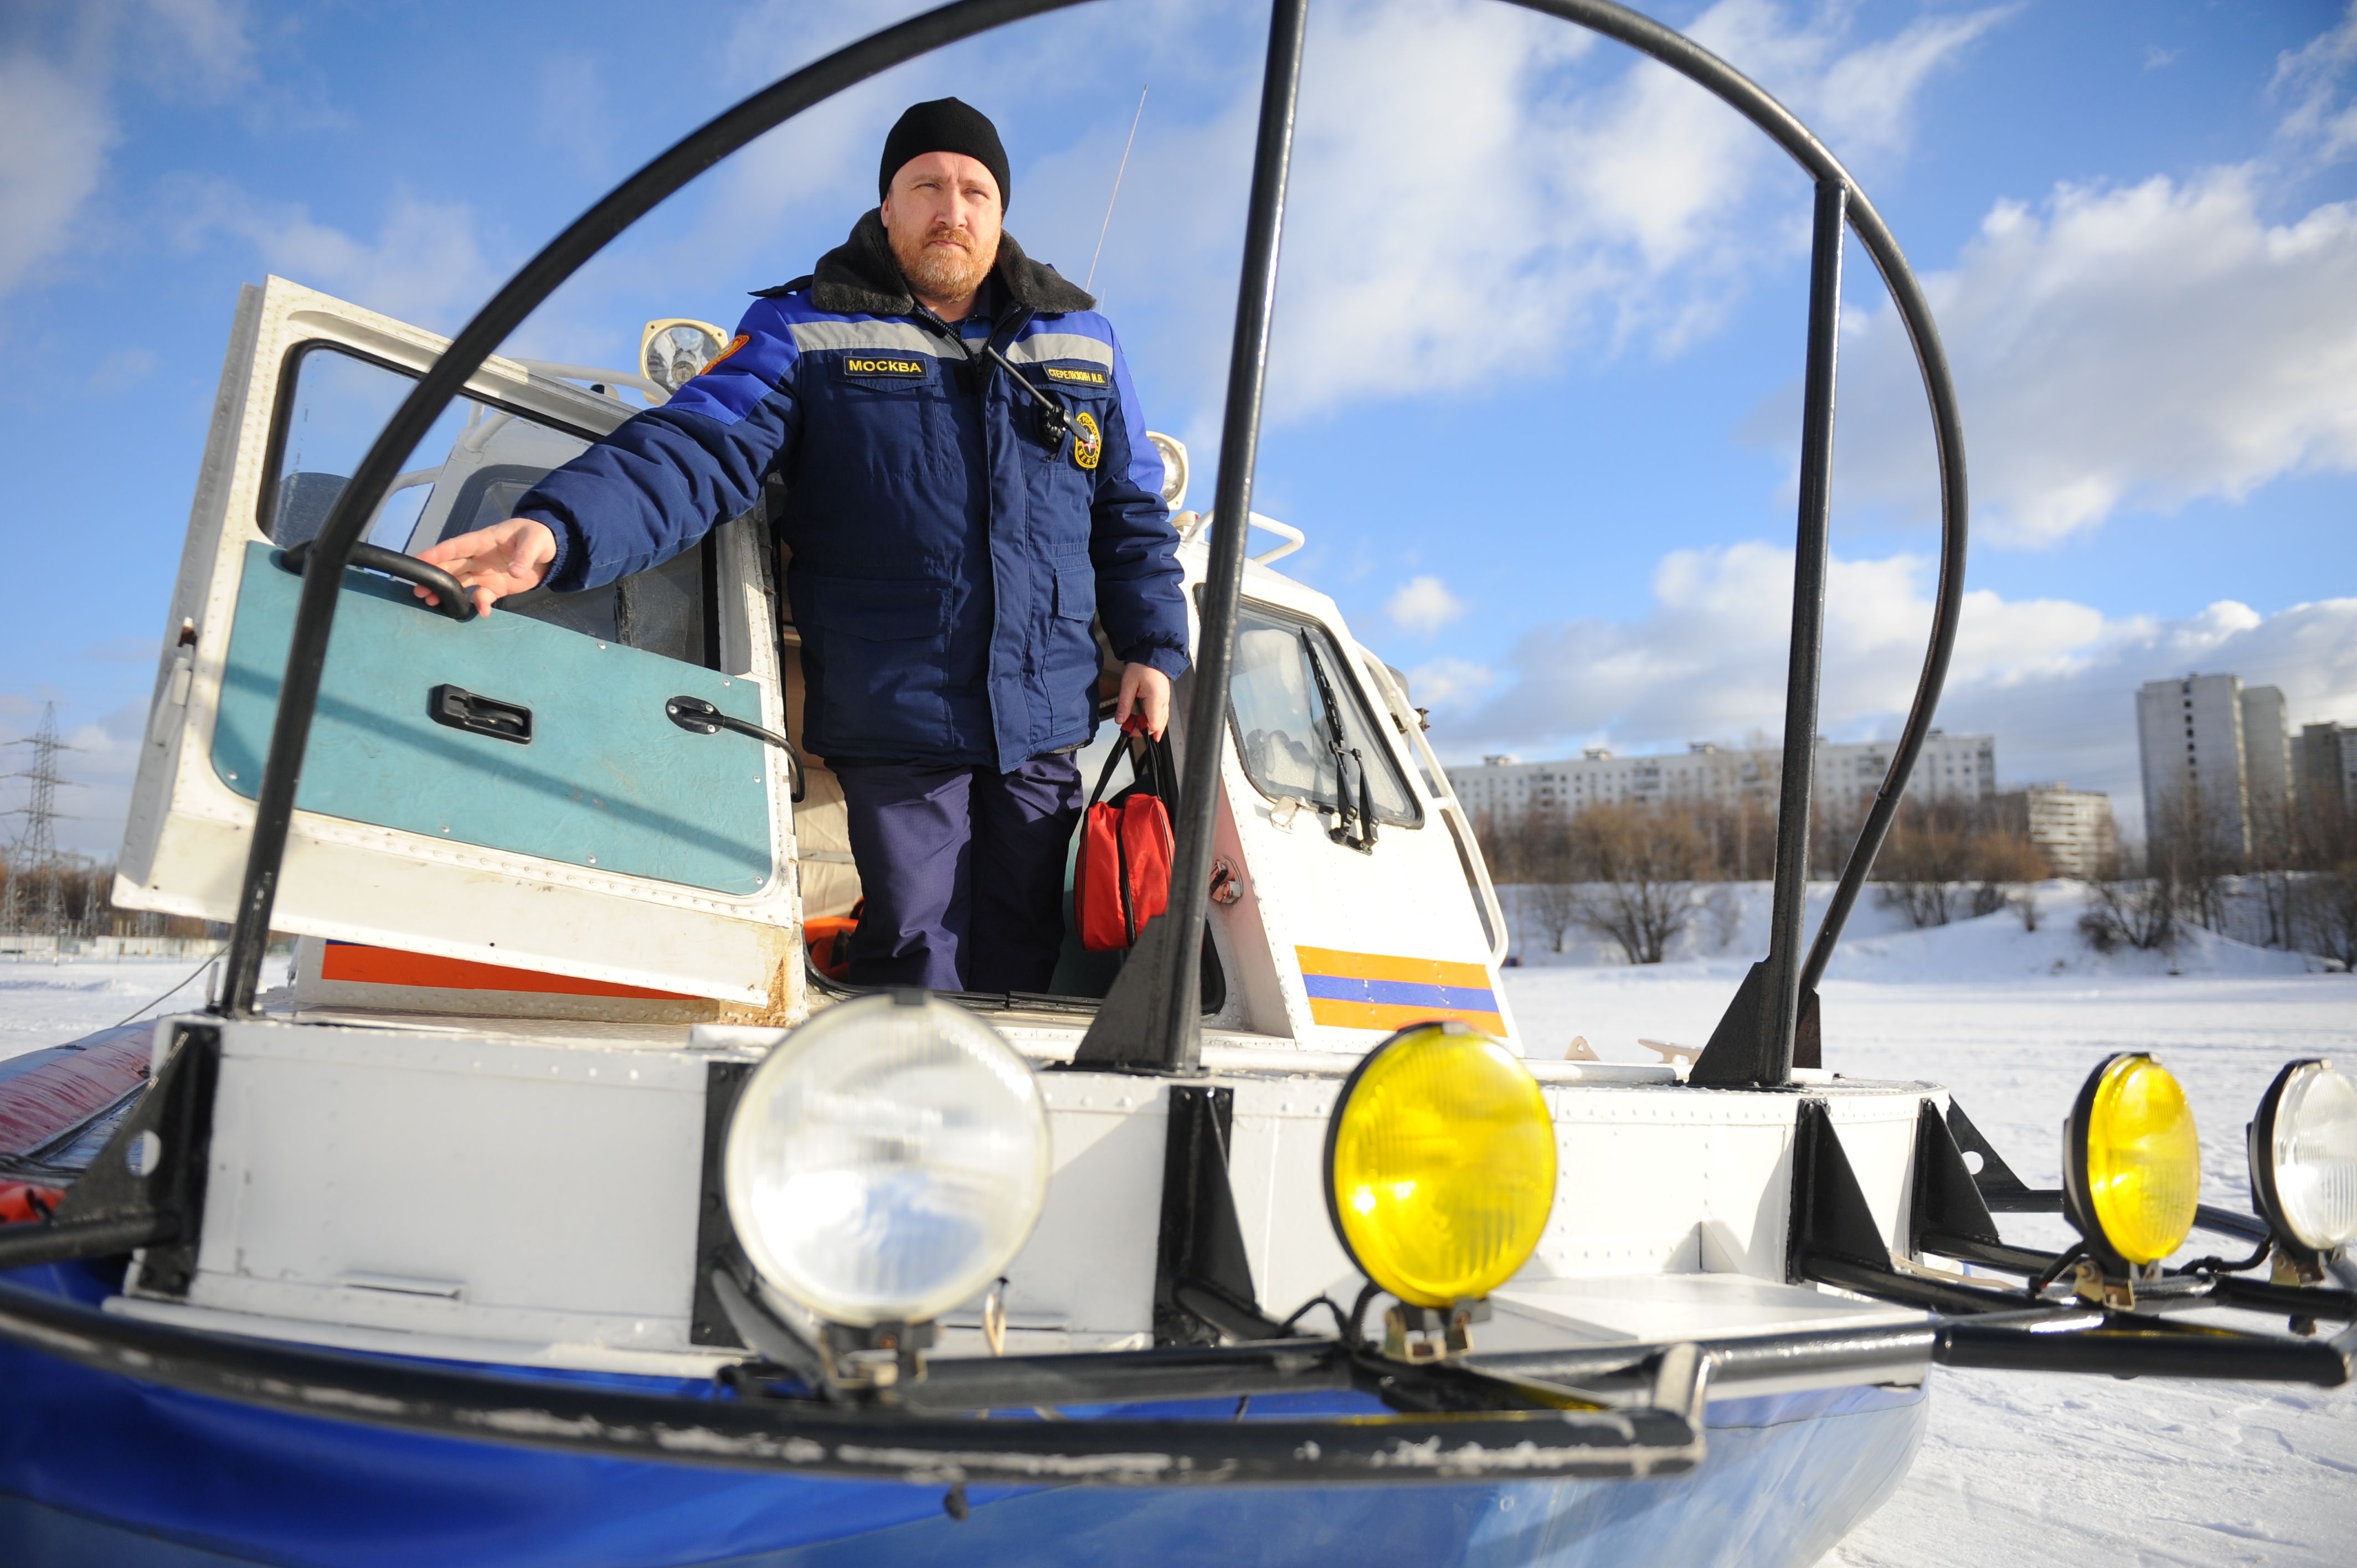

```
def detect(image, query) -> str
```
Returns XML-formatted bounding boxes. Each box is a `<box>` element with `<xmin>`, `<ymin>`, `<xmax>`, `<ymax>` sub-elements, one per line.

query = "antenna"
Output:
<box><xmin>1085</xmin><ymin>85</ymin><xmax>1150</xmax><ymax>297</ymax></box>
<box><xmin>3</xmin><ymin>702</ymin><xmax>82</xmax><ymax>938</ymax></box>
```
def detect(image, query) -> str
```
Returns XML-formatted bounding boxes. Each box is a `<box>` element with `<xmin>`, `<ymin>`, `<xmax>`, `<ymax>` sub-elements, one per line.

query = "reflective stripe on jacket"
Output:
<box><xmin>515</xmin><ymin>213</ymin><xmax>1188</xmax><ymax>772</ymax></box>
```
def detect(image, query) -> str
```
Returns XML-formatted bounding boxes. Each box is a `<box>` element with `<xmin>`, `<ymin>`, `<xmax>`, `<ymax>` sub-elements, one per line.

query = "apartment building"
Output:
<box><xmin>1448</xmin><ymin>732</ymin><xmax>1996</xmax><ymax>823</ymax></box>
<box><xmin>2296</xmin><ymin>721</ymin><xmax>2357</xmax><ymax>842</ymax></box>
<box><xmin>2134</xmin><ymin>673</ymin><xmax>2290</xmax><ymax>859</ymax></box>
<box><xmin>1989</xmin><ymin>784</ymin><xmax>2119</xmax><ymax>880</ymax></box>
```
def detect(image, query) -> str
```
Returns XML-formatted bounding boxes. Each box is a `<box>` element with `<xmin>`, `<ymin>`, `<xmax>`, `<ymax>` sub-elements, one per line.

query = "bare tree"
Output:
<box><xmin>1567</xmin><ymin>802</ymin><xmax>1704</xmax><ymax>964</ymax></box>
<box><xmin>2247</xmin><ymin>788</ymin><xmax>2298</xmax><ymax>949</ymax></box>
<box><xmin>2290</xmin><ymin>808</ymin><xmax>2357</xmax><ymax>964</ymax></box>
<box><xmin>1968</xmin><ymin>831</ymin><xmax>2050</xmax><ymax>920</ymax></box>
<box><xmin>1523</xmin><ymin>881</ymin><xmax>1582</xmax><ymax>955</ymax></box>
<box><xmin>2293</xmin><ymin>866</ymin><xmax>2357</xmax><ymax>966</ymax></box>
<box><xmin>2149</xmin><ymin>782</ymin><xmax>2237</xmax><ymax>932</ymax></box>
<box><xmin>1485</xmin><ymin>809</ymin><xmax>1584</xmax><ymax>955</ymax></box>
<box><xmin>1702</xmin><ymin>884</ymin><xmax>1744</xmax><ymax>950</ymax></box>
<box><xmin>1873</xmin><ymin>798</ymin><xmax>1973</xmax><ymax>928</ymax></box>
<box><xmin>2080</xmin><ymin>843</ymin><xmax>2176</xmax><ymax>954</ymax></box>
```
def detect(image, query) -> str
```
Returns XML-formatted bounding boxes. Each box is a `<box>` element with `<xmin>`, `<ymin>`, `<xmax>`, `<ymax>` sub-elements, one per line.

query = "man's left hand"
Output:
<box><xmin>1115</xmin><ymin>663</ymin><xmax>1172</xmax><ymax>740</ymax></box>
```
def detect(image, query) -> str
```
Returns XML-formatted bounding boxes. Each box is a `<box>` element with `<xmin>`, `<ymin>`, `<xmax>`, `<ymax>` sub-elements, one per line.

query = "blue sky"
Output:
<box><xmin>3</xmin><ymin>0</ymin><xmax>2355</xmax><ymax>854</ymax></box>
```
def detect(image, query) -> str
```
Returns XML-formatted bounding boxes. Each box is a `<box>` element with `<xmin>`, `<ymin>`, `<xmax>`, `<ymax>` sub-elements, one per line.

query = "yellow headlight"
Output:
<box><xmin>1323</xmin><ymin>1023</ymin><xmax>1556</xmax><ymax>1307</ymax></box>
<box><xmin>2065</xmin><ymin>1053</ymin><xmax>2200</xmax><ymax>1266</ymax></box>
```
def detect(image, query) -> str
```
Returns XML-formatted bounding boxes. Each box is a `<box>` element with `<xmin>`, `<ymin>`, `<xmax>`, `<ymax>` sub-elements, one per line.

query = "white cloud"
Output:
<box><xmin>532</xmin><ymin>54</ymin><xmax>614</xmax><ymax>176</ymax></box>
<box><xmin>1233</xmin><ymin>0</ymin><xmax>2005</xmax><ymax>417</ymax></box>
<box><xmin>135</xmin><ymin>0</ymin><xmax>255</xmax><ymax>99</ymax></box>
<box><xmin>2274</xmin><ymin>1</ymin><xmax>2357</xmax><ymax>162</ymax></box>
<box><xmin>0</xmin><ymin>51</ymin><xmax>115</xmax><ymax>298</ymax></box>
<box><xmin>84</xmin><ymin>345</ymin><xmax>156</xmax><ymax>396</ymax></box>
<box><xmin>1386</xmin><ymin>574</ymin><xmax>1468</xmax><ymax>636</ymax></box>
<box><xmin>0</xmin><ymin>2</ymin><xmax>257</xmax><ymax>303</ymax></box>
<box><xmin>169</xmin><ymin>183</ymin><xmax>498</xmax><ymax>333</ymax></box>
<box><xmin>1419</xmin><ymin>539</ymin><xmax>2357</xmax><ymax>838</ymax></box>
<box><xmin>1828</xmin><ymin>167</ymin><xmax>2357</xmax><ymax>545</ymax></box>
<box><xmin>1406</xmin><ymin>657</ymin><xmax>1495</xmax><ymax>711</ymax></box>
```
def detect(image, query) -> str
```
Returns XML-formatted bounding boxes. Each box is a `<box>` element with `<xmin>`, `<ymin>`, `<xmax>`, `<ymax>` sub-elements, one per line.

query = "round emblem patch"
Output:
<box><xmin>1072</xmin><ymin>410</ymin><xmax>1102</xmax><ymax>471</ymax></box>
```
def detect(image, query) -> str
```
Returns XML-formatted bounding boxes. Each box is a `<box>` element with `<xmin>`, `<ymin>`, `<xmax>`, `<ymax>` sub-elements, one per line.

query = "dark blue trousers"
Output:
<box><xmin>834</xmin><ymin>755</ymin><xmax>1084</xmax><ymax>993</ymax></box>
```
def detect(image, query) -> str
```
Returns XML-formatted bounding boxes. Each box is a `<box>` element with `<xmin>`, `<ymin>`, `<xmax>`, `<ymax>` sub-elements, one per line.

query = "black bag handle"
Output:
<box><xmin>1085</xmin><ymin>734</ymin><xmax>1131</xmax><ymax>811</ymax></box>
<box><xmin>1086</xmin><ymin>723</ymin><xmax>1180</xmax><ymax>813</ymax></box>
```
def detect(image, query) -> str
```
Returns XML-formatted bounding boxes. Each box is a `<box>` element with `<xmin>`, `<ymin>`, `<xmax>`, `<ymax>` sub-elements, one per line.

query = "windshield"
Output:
<box><xmin>1226</xmin><ymin>602</ymin><xmax>1419</xmax><ymax>827</ymax></box>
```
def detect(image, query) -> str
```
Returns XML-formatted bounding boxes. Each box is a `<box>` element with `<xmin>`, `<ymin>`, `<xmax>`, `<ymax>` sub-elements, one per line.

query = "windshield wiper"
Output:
<box><xmin>1299</xmin><ymin>632</ymin><xmax>1377</xmax><ymax>855</ymax></box>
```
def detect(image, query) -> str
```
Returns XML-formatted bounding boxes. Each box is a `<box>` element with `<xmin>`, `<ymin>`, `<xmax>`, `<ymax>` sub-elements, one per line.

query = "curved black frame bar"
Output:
<box><xmin>214</xmin><ymin>0</ymin><xmax>1967</xmax><ymax>1082</ymax></box>
<box><xmin>1500</xmin><ymin>1</ymin><xmax>1969</xmax><ymax>1003</ymax></box>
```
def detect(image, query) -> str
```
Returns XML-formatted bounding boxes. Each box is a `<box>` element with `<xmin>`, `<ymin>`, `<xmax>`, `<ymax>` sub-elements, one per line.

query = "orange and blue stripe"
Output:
<box><xmin>1294</xmin><ymin>946</ymin><xmax>1505</xmax><ymax>1035</ymax></box>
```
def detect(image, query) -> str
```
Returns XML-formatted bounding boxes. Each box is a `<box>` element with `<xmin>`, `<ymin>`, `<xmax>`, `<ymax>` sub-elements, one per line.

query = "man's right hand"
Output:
<box><xmin>415</xmin><ymin>518</ymin><xmax>557</xmax><ymax>616</ymax></box>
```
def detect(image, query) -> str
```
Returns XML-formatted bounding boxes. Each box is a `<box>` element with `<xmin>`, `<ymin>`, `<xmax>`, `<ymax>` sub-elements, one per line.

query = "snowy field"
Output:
<box><xmin>0</xmin><ymin>952</ymin><xmax>290</xmax><ymax>1066</ymax></box>
<box><xmin>4</xmin><ymin>914</ymin><xmax>2354</xmax><ymax>1565</ymax></box>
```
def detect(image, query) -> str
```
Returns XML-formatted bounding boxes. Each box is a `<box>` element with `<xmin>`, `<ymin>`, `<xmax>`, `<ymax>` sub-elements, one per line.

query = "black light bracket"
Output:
<box><xmin>821</xmin><ymin>1319</ymin><xmax>937</xmax><ymax>1394</ymax></box>
<box><xmin>1380</xmin><ymin>1298</ymin><xmax>1490</xmax><ymax>1363</ymax></box>
<box><xmin>0</xmin><ymin>1021</ymin><xmax>219</xmax><ymax>1287</ymax></box>
<box><xmin>1785</xmin><ymin>1094</ymin><xmax>2357</xmax><ymax>1381</ymax></box>
<box><xmin>1151</xmin><ymin>1085</ymin><xmax>1273</xmax><ymax>1344</ymax></box>
<box><xmin>1943</xmin><ymin>1099</ymin><xmax>2055</xmax><ymax>1211</ymax></box>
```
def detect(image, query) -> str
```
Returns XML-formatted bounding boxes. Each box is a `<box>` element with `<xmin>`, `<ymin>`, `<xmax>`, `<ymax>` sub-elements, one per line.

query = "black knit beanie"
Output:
<box><xmin>878</xmin><ymin>97</ymin><xmax>1011</xmax><ymax>210</ymax></box>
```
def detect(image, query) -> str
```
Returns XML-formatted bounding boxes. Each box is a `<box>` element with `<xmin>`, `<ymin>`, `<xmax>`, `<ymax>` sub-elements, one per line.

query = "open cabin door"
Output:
<box><xmin>115</xmin><ymin>278</ymin><xmax>800</xmax><ymax>1010</ymax></box>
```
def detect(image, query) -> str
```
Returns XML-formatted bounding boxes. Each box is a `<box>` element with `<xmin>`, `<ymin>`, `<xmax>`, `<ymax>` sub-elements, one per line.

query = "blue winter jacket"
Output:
<box><xmin>514</xmin><ymin>213</ymin><xmax>1188</xmax><ymax>771</ymax></box>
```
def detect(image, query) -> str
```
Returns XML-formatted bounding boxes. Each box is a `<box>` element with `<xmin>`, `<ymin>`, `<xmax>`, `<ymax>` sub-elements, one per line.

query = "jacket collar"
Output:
<box><xmin>763</xmin><ymin>209</ymin><xmax>1095</xmax><ymax>317</ymax></box>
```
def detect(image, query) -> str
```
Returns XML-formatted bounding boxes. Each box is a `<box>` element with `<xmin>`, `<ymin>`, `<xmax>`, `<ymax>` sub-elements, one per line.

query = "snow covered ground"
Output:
<box><xmin>0</xmin><ymin>952</ymin><xmax>288</xmax><ymax>1066</ymax></box>
<box><xmin>1504</xmin><ymin>889</ymin><xmax>2357</xmax><ymax>1568</ymax></box>
<box><xmin>6</xmin><ymin>915</ymin><xmax>2353</xmax><ymax>1565</ymax></box>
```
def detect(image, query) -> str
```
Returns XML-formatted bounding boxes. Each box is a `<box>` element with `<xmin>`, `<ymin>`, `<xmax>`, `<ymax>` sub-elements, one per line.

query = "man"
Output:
<box><xmin>418</xmin><ymin>98</ymin><xmax>1188</xmax><ymax>993</ymax></box>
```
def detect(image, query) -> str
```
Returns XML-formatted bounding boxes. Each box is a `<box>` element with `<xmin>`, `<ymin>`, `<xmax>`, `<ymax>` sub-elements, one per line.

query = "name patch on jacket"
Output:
<box><xmin>1042</xmin><ymin>365</ymin><xmax>1109</xmax><ymax>387</ymax></box>
<box><xmin>839</xmin><ymin>357</ymin><xmax>927</xmax><ymax>379</ymax></box>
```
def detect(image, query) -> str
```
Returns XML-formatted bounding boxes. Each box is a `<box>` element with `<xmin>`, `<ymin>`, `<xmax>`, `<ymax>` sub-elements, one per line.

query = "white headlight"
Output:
<box><xmin>2251</xmin><ymin>1059</ymin><xmax>2357</xmax><ymax>1255</ymax></box>
<box><xmin>723</xmin><ymin>993</ymin><xmax>1051</xmax><ymax>1327</ymax></box>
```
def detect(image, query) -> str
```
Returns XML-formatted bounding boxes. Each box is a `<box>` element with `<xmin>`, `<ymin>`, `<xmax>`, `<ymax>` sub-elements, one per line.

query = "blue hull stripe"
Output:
<box><xmin>1300</xmin><ymin>974</ymin><xmax>1499</xmax><ymax>1012</ymax></box>
<box><xmin>0</xmin><ymin>1263</ymin><xmax>1926</xmax><ymax>1568</ymax></box>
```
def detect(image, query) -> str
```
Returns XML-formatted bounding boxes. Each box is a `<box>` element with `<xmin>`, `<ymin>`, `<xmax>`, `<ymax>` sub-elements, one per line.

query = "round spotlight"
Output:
<box><xmin>1323</xmin><ymin>1022</ymin><xmax>1556</xmax><ymax>1308</ymax></box>
<box><xmin>2063</xmin><ymin>1053</ymin><xmax>2200</xmax><ymax>1267</ymax></box>
<box><xmin>1146</xmin><ymin>431</ymin><xmax>1188</xmax><ymax>510</ymax></box>
<box><xmin>2249</xmin><ymin>1059</ymin><xmax>2357</xmax><ymax>1257</ymax></box>
<box><xmin>723</xmin><ymin>992</ymin><xmax>1050</xmax><ymax>1327</ymax></box>
<box><xmin>639</xmin><ymin>318</ymin><xmax>729</xmax><ymax>393</ymax></box>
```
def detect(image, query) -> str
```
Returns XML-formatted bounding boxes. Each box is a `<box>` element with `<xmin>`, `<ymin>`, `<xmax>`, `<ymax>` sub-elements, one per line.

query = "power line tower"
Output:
<box><xmin>3</xmin><ymin>703</ymin><xmax>80</xmax><ymax>937</ymax></box>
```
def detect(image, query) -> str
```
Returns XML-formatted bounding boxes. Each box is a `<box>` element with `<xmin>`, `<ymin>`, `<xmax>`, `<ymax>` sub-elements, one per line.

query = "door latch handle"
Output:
<box><xmin>429</xmin><ymin>684</ymin><xmax>532</xmax><ymax>744</ymax></box>
<box><xmin>667</xmin><ymin>696</ymin><xmax>805</xmax><ymax>802</ymax></box>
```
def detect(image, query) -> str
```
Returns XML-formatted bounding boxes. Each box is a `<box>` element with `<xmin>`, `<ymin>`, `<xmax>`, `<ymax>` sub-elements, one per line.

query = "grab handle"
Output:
<box><xmin>666</xmin><ymin>696</ymin><xmax>805</xmax><ymax>802</ymax></box>
<box><xmin>277</xmin><ymin>539</ymin><xmax>479</xmax><ymax>623</ymax></box>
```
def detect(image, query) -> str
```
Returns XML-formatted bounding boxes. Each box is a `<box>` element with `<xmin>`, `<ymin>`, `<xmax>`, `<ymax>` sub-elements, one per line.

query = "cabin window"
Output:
<box><xmin>1226</xmin><ymin>602</ymin><xmax>1421</xmax><ymax>827</ymax></box>
<box><xmin>258</xmin><ymin>341</ymin><xmax>714</xmax><ymax>668</ymax></box>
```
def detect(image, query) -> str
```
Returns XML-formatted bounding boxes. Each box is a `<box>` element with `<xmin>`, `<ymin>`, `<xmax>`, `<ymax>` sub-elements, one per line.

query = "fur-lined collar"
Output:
<box><xmin>755</xmin><ymin>209</ymin><xmax>1095</xmax><ymax>316</ymax></box>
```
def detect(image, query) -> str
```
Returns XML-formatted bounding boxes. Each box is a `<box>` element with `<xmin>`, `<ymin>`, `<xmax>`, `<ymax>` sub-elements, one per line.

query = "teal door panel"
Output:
<box><xmin>213</xmin><ymin>543</ymin><xmax>773</xmax><ymax>894</ymax></box>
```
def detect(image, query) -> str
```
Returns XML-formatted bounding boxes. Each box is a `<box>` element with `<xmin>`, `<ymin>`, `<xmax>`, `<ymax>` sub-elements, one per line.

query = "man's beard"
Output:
<box><xmin>892</xmin><ymin>223</ymin><xmax>997</xmax><ymax>300</ymax></box>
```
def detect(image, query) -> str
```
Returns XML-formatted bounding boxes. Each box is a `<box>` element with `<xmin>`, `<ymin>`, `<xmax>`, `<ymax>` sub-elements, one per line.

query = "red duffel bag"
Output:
<box><xmin>1074</xmin><ymin>724</ymin><xmax>1175</xmax><ymax>951</ymax></box>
